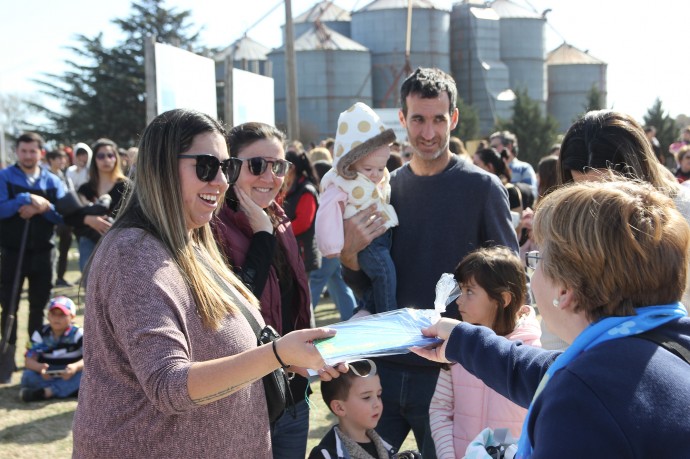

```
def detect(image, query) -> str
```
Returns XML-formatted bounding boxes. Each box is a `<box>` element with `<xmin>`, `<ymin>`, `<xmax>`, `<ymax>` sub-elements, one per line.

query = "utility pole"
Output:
<box><xmin>224</xmin><ymin>54</ymin><xmax>234</xmax><ymax>127</ymax></box>
<box><xmin>144</xmin><ymin>35</ymin><xmax>158</xmax><ymax>124</ymax></box>
<box><xmin>284</xmin><ymin>0</ymin><xmax>300</xmax><ymax>141</ymax></box>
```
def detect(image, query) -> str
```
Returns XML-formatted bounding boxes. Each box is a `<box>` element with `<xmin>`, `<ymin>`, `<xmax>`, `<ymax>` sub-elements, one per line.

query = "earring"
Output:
<box><xmin>552</xmin><ymin>298</ymin><xmax>560</xmax><ymax>307</ymax></box>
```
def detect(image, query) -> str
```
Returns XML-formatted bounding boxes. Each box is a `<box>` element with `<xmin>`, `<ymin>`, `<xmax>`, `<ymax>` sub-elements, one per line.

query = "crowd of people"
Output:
<box><xmin>1</xmin><ymin>66</ymin><xmax>689</xmax><ymax>458</ymax></box>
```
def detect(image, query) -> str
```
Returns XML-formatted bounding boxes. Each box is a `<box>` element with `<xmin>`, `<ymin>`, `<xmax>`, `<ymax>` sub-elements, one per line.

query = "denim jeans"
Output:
<box><xmin>375</xmin><ymin>360</ymin><xmax>440</xmax><ymax>459</ymax></box>
<box><xmin>78</xmin><ymin>237</ymin><xmax>97</xmax><ymax>273</ymax></box>
<box><xmin>270</xmin><ymin>398</ymin><xmax>310</xmax><ymax>459</ymax></box>
<box><xmin>358</xmin><ymin>230</ymin><xmax>397</xmax><ymax>314</ymax></box>
<box><xmin>21</xmin><ymin>368</ymin><xmax>82</xmax><ymax>398</ymax></box>
<box><xmin>309</xmin><ymin>256</ymin><xmax>357</xmax><ymax>320</ymax></box>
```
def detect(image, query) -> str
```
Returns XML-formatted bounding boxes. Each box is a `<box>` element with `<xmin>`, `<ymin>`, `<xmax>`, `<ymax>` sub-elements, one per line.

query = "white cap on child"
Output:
<box><xmin>333</xmin><ymin>102</ymin><xmax>396</xmax><ymax>179</ymax></box>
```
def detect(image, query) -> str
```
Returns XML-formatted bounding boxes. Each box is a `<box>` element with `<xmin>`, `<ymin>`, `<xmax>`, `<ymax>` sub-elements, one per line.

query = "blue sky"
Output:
<box><xmin>1</xmin><ymin>0</ymin><xmax>688</xmax><ymax>121</ymax></box>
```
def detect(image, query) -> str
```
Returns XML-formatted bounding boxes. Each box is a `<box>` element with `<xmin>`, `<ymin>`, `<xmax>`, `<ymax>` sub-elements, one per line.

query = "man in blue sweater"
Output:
<box><xmin>0</xmin><ymin>132</ymin><xmax>65</xmax><ymax>381</ymax></box>
<box><xmin>341</xmin><ymin>68</ymin><xmax>518</xmax><ymax>458</ymax></box>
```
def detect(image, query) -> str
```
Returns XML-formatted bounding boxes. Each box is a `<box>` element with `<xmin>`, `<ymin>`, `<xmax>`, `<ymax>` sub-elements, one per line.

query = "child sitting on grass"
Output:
<box><xmin>19</xmin><ymin>296</ymin><xmax>83</xmax><ymax>402</ymax></box>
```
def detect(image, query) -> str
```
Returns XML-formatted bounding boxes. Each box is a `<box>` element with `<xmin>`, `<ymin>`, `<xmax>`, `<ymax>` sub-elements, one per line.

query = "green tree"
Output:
<box><xmin>583</xmin><ymin>84</ymin><xmax>605</xmax><ymax>113</ymax></box>
<box><xmin>495</xmin><ymin>88</ymin><xmax>560</xmax><ymax>167</ymax></box>
<box><xmin>32</xmin><ymin>0</ymin><xmax>203</xmax><ymax>147</ymax></box>
<box><xmin>643</xmin><ymin>98</ymin><xmax>676</xmax><ymax>156</ymax></box>
<box><xmin>453</xmin><ymin>96</ymin><xmax>480</xmax><ymax>142</ymax></box>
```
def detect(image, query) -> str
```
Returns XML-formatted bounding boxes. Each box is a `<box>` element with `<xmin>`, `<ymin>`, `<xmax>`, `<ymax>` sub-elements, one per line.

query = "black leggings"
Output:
<box><xmin>0</xmin><ymin>248</ymin><xmax>54</xmax><ymax>345</ymax></box>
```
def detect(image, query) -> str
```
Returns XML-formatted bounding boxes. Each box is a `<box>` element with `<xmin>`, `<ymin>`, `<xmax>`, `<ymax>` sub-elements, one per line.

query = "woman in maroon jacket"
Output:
<box><xmin>213</xmin><ymin>122</ymin><xmax>314</xmax><ymax>459</ymax></box>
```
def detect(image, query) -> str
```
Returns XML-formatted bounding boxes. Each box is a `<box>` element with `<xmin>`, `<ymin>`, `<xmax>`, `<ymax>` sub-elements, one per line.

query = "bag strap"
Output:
<box><xmin>197</xmin><ymin>253</ymin><xmax>263</xmax><ymax>341</ymax></box>
<box><xmin>634</xmin><ymin>330</ymin><xmax>690</xmax><ymax>364</ymax></box>
<box><xmin>233</xmin><ymin>294</ymin><xmax>263</xmax><ymax>340</ymax></box>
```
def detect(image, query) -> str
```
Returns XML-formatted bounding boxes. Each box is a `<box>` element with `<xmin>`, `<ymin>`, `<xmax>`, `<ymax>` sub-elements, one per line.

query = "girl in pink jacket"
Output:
<box><xmin>429</xmin><ymin>246</ymin><xmax>541</xmax><ymax>458</ymax></box>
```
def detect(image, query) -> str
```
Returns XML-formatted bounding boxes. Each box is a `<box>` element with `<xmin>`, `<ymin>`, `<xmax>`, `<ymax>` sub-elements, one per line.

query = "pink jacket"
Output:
<box><xmin>429</xmin><ymin>306</ymin><xmax>542</xmax><ymax>458</ymax></box>
<box><xmin>315</xmin><ymin>169</ymin><xmax>397</xmax><ymax>257</ymax></box>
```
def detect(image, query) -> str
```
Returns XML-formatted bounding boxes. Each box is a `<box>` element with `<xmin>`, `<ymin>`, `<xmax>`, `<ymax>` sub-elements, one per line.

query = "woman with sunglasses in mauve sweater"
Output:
<box><xmin>73</xmin><ymin>109</ymin><xmax>338</xmax><ymax>458</ymax></box>
<box><xmin>213</xmin><ymin>122</ymin><xmax>316</xmax><ymax>459</ymax></box>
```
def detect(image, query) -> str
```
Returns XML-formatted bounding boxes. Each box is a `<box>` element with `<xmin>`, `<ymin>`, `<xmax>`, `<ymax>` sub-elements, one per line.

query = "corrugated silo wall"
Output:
<box><xmin>294</xmin><ymin>21</ymin><xmax>352</xmax><ymax>39</ymax></box>
<box><xmin>297</xmin><ymin>49</ymin><xmax>373</xmax><ymax>143</ymax></box>
<box><xmin>268</xmin><ymin>49</ymin><xmax>373</xmax><ymax>143</ymax></box>
<box><xmin>547</xmin><ymin>63</ymin><xmax>607</xmax><ymax>134</ymax></box>
<box><xmin>499</xmin><ymin>17</ymin><xmax>546</xmax><ymax>111</ymax></box>
<box><xmin>352</xmin><ymin>8</ymin><xmax>450</xmax><ymax>109</ymax></box>
<box><xmin>451</xmin><ymin>5</ymin><xmax>511</xmax><ymax>135</ymax></box>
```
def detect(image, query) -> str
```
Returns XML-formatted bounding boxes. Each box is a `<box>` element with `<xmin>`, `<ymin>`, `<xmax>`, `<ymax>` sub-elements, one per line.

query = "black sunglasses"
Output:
<box><xmin>240</xmin><ymin>157</ymin><xmax>292</xmax><ymax>177</ymax></box>
<box><xmin>178</xmin><ymin>154</ymin><xmax>242</xmax><ymax>184</ymax></box>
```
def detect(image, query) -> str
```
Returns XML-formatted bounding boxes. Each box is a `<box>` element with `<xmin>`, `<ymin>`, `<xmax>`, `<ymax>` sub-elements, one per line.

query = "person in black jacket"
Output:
<box><xmin>0</xmin><ymin>132</ymin><xmax>65</xmax><ymax>381</ymax></box>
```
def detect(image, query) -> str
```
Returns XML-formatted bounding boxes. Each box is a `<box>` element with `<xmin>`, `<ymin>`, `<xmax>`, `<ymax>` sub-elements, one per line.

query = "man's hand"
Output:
<box><xmin>340</xmin><ymin>204</ymin><xmax>387</xmax><ymax>270</ymax></box>
<box><xmin>29</xmin><ymin>194</ymin><xmax>51</xmax><ymax>213</ymax></box>
<box><xmin>18</xmin><ymin>204</ymin><xmax>41</xmax><ymax>219</ymax></box>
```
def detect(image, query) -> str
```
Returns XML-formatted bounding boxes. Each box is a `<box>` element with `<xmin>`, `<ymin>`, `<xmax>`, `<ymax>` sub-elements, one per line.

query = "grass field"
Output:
<box><xmin>0</xmin><ymin>245</ymin><xmax>417</xmax><ymax>458</ymax></box>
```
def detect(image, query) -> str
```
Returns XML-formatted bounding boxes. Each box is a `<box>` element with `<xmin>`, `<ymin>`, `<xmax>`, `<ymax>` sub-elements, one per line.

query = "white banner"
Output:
<box><xmin>154</xmin><ymin>43</ymin><xmax>217</xmax><ymax>118</ymax></box>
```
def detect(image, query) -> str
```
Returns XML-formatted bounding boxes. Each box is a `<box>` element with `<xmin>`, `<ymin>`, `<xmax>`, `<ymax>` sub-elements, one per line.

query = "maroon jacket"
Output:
<box><xmin>213</xmin><ymin>202</ymin><xmax>313</xmax><ymax>335</ymax></box>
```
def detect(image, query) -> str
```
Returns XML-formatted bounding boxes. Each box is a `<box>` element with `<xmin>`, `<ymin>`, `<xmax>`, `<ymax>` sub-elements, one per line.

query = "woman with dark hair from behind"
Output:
<box><xmin>558</xmin><ymin>109</ymin><xmax>690</xmax><ymax>305</ymax></box>
<box><xmin>213</xmin><ymin>122</ymin><xmax>317</xmax><ymax>459</ymax></box>
<box><xmin>72</xmin><ymin>109</ymin><xmax>338</xmax><ymax>457</ymax></box>
<box><xmin>473</xmin><ymin>148</ymin><xmax>533</xmax><ymax>213</ymax></box>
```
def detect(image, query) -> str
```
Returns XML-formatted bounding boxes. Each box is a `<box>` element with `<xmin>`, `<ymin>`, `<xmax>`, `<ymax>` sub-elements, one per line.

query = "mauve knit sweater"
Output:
<box><xmin>72</xmin><ymin>228</ymin><xmax>271</xmax><ymax>458</ymax></box>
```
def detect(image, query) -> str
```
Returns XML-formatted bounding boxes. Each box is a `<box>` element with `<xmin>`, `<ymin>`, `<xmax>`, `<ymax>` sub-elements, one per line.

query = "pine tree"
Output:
<box><xmin>454</xmin><ymin>96</ymin><xmax>480</xmax><ymax>143</ymax></box>
<box><xmin>583</xmin><ymin>84</ymin><xmax>605</xmax><ymax>112</ymax></box>
<box><xmin>32</xmin><ymin>0</ymin><xmax>203</xmax><ymax>147</ymax></box>
<box><xmin>643</xmin><ymin>98</ymin><xmax>676</xmax><ymax>156</ymax></box>
<box><xmin>495</xmin><ymin>88</ymin><xmax>560</xmax><ymax>167</ymax></box>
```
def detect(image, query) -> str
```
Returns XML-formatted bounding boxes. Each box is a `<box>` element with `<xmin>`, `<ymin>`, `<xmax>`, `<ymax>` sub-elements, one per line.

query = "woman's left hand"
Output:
<box><xmin>409</xmin><ymin>318</ymin><xmax>461</xmax><ymax>364</ymax></box>
<box><xmin>274</xmin><ymin>328</ymin><xmax>347</xmax><ymax>380</ymax></box>
<box><xmin>235</xmin><ymin>187</ymin><xmax>273</xmax><ymax>234</ymax></box>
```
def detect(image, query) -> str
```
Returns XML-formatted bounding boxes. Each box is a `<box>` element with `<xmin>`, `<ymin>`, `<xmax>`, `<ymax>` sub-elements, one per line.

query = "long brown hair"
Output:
<box><xmin>86</xmin><ymin>138</ymin><xmax>127</xmax><ymax>194</ymax></box>
<box><xmin>113</xmin><ymin>109</ymin><xmax>257</xmax><ymax>328</ymax></box>
<box><xmin>454</xmin><ymin>246</ymin><xmax>527</xmax><ymax>336</ymax></box>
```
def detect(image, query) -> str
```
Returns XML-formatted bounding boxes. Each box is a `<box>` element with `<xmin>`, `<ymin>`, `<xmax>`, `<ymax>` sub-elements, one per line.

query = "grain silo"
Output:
<box><xmin>268</xmin><ymin>23</ymin><xmax>372</xmax><ymax>143</ymax></box>
<box><xmin>351</xmin><ymin>0</ymin><xmax>450</xmax><ymax>109</ymax></box>
<box><xmin>451</xmin><ymin>1</ymin><xmax>513</xmax><ymax>135</ymax></box>
<box><xmin>491</xmin><ymin>0</ymin><xmax>547</xmax><ymax>112</ymax></box>
<box><xmin>214</xmin><ymin>35</ymin><xmax>272</xmax><ymax>121</ymax></box>
<box><xmin>547</xmin><ymin>42</ymin><xmax>607</xmax><ymax>133</ymax></box>
<box><xmin>293</xmin><ymin>1</ymin><xmax>352</xmax><ymax>39</ymax></box>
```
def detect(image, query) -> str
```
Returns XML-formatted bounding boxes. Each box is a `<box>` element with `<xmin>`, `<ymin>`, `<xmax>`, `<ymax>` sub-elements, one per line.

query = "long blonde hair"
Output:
<box><xmin>114</xmin><ymin>109</ymin><xmax>257</xmax><ymax>328</ymax></box>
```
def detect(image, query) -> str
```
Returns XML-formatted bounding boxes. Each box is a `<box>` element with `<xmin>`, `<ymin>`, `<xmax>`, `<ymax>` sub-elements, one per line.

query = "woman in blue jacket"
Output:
<box><xmin>414</xmin><ymin>178</ymin><xmax>690</xmax><ymax>458</ymax></box>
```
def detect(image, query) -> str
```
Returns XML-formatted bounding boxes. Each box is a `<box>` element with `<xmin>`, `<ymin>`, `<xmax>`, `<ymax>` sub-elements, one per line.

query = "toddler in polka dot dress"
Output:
<box><xmin>315</xmin><ymin>102</ymin><xmax>399</xmax><ymax>314</ymax></box>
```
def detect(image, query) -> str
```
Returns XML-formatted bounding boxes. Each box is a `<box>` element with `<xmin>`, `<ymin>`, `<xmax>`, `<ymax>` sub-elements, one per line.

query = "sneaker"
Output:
<box><xmin>19</xmin><ymin>388</ymin><xmax>46</xmax><ymax>402</ymax></box>
<box><xmin>55</xmin><ymin>278</ymin><xmax>74</xmax><ymax>288</ymax></box>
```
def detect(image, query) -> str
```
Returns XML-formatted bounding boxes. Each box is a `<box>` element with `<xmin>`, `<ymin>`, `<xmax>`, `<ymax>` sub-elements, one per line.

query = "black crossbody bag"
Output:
<box><xmin>234</xmin><ymin>301</ymin><xmax>293</xmax><ymax>423</ymax></box>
